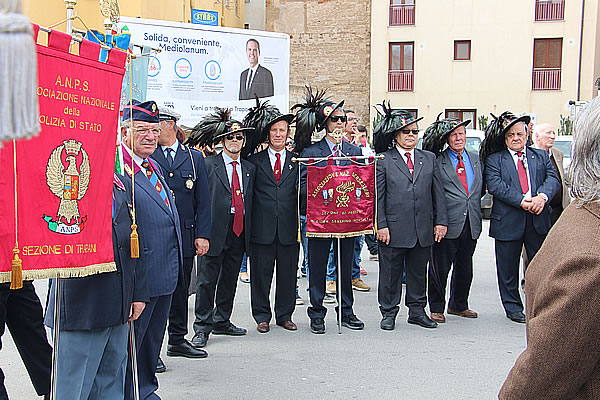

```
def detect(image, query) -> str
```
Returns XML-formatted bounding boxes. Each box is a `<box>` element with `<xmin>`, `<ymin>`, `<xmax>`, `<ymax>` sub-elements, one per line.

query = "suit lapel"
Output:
<box><xmin>469</xmin><ymin>151</ymin><xmax>481</xmax><ymax>198</ymax></box>
<box><xmin>152</xmin><ymin>147</ymin><xmax>169</xmax><ymax>173</ymax></box>
<box><xmin>504</xmin><ymin>150</ymin><xmax>520</xmax><ymax>190</ymax></box>
<box><xmin>391</xmin><ymin>147</ymin><xmax>413</xmax><ymax>181</ymax></box>
<box><xmin>135</xmin><ymin>169</ymin><xmax>172</xmax><ymax>216</ymax></box>
<box><xmin>242</xmin><ymin>160</ymin><xmax>250</xmax><ymax>198</ymax></box>
<box><xmin>259</xmin><ymin>151</ymin><xmax>277</xmax><ymax>185</ymax></box>
<box><xmin>441</xmin><ymin>151</ymin><xmax>467</xmax><ymax>195</ymax></box>
<box><xmin>526</xmin><ymin>147</ymin><xmax>537</xmax><ymax>192</ymax></box>
<box><xmin>170</xmin><ymin>143</ymin><xmax>188</xmax><ymax>170</ymax></box>
<box><xmin>412</xmin><ymin>149</ymin><xmax>424</xmax><ymax>182</ymax></box>
<box><xmin>215</xmin><ymin>154</ymin><xmax>231</xmax><ymax>193</ymax></box>
<box><xmin>551</xmin><ymin>148</ymin><xmax>565</xmax><ymax>181</ymax></box>
<box><xmin>279</xmin><ymin>150</ymin><xmax>295</xmax><ymax>184</ymax></box>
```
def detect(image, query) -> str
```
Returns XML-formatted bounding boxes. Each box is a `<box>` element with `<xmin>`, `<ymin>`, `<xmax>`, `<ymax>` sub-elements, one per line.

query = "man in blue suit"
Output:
<box><xmin>121</xmin><ymin>100</ymin><xmax>183</xmax><ymax>400</ymax></box>
<box><xmin>482</xmin><ymin>112</ymin><xmax>560</xmax><ymax>323</ymax></box>
<box><xmin>46</xmin><ymin>173</ymin><xmax>149</xmax><ymax>399</ymax></box>
<box><xmin>152</xmin><ymin>106</ymin><xmax>210</xmax><ymax>363</ymax></box>
<box><xmin>296</xmin><ymin>98</ymin><xmax>365</xmax><ymax>334</ymax></box>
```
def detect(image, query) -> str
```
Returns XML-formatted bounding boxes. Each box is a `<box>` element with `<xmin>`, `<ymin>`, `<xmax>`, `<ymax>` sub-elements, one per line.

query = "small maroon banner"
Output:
<box><xmin>306</xmin><ymin>162</ymin><xmax>375</xmax><ymax>238</ymax></box>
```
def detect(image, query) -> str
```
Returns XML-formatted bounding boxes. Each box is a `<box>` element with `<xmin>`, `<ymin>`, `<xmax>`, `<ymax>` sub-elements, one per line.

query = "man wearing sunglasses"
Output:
<box><xmin>188</xmin><ymin>110</ymin><xmax>256</xmax><ymax>349</ymax></box>
<box><xmin>373</xmin><ymin>106</ymin><xmax>447</xmax><ymax>331</ymax></box>
<box><xmin>296</xmin><ymin>99</ymin><xmax>365</xmax><ymax>334</ymax></box>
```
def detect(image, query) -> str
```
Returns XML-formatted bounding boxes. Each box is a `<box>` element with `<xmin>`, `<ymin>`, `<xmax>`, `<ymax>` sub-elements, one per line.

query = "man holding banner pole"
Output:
<box><xmin>373</xmin><ymin>103</ymin><xmax>448</xmax><ymax>331</ymax></box>
<box><xmin>120</xmin><ymin>100</ymin><xmax>183</xmax><ymax>400</ymax></box>
<box><xmin>294</xmin><ymin>88</ymin><xmax>365</xmax><ymax>334</ymax></box>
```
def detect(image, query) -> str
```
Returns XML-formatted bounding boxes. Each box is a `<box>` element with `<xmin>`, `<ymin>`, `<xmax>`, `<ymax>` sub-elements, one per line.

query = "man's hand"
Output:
<box><xmin>129</xmin><ymin>302</ymin><xmax>145</xmax><ymax>322</ymax></box>
<box><xmin>529</xmin><ymin>195</ymin><xmax>546</xmax><ymax>215</ymax></box>
<box><xmin>195</xmin><ymin>238</ymin><xmax>209</xmax><ymax>256</ymax></box>
<box><xmin>376</xmin><ymin>227</ymin><xmax>391</xmax><ymax>245</ymax></box>
<box><xmin>434</xmin><ymin>225</ymin><xmax>447</xmax><ymax>242</ymax></box>
<box><xmin>521</xmin><ymin>198</ymin><xmax>533</xmax><ymax>212</ymax></box>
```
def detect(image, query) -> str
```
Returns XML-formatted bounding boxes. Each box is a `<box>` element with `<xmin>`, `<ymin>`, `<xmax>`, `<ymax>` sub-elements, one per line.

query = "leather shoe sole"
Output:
<box><xmin>448</xmin><ymin>308</ymin><xmax>478</xmax><ymax>318</ymax></box>
<box><xmin>167</xmin><ymin>342</ymin><xmax>208</xmax><ymax>359</ymax></box>
<box><xmin>257</xmin><ymin>322</ymin><xmax>270</xmax><ymax>333</ymax></box>
<box><xmin>380</xmin><ymin>317</ymin><xmax>395</xmax><ymax>330</ymax></box>
<box><xmin>407</xmin><ymin>315</ymin><xmax>438</xmax><ymax>329</ymax></box>
<box><xmin>430</xmin><ymin>312</ymin><xmax>446</xmax><ymax>323</ymax></box>
<box><xmin>277</xmin><ymin>321</ymin><xmax>297</xmax><ymax>331</ymax></box>
<box><xmin>507</xmin><ymin>311</ymin><xmax>526</xmax><ymax>323</ymax></box>
<box><xmin>212</xmin><ymin>326</ymin><xmax>247</xmax><ymax>336</ymax></box>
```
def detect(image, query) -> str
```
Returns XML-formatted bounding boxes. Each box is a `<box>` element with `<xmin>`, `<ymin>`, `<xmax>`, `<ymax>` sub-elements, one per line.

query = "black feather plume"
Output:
<box><xmin>291</xmin><ymin>86</ymin><xmax>329</xmax><ymax>154</ymax></box>
<box><xmin>185</xmin><ymin>108</ymin><xmax>231</xmax><ymax>148</ymax></box>
<box><xmin>480</xmin><ymin>111</ymin><xmax>511</xmax><ymax>165</ymax></box>
<box><xmin>241</xmin><ymin>96</ymin><xmax>277</xmax><ymax>158</ymax></box>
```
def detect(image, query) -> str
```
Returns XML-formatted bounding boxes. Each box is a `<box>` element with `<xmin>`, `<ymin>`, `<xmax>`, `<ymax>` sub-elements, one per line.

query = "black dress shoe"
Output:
<box><xmin>341</xmin><ymin>314</ymin><xmax>364</xmax><ymax>330</ymax></box>
<box><xmin>167</xmin><ymin>340</ymin><xmax>208</xmax><ymax>358</ymax></box>
<box><xmin>507</xmin><ymin>311</ymin><xmax>526</xmax><ymax>323</ymax></box>
<box><xmin>380</xmin><ymin>316</ymin><xmax>395</xmax><ymax>330</ymax></box>
<box><xmin>212</xmin><ymin>322</ymin><xmax>247</xmax><ymax>336</ymax></box>
<box><xmin>156</xmin><ymin>357</ymin><xmax>167</xmax><ymax>373</ymax></box>
<box><xmin>310</xmin><ymin>318</ymin><xmax>325</xmax><ymax>334</ymax></box>
<box><xmin>407</xmin><ymin>314</ymin><xmax>438</xmax><ymax>329</ymax></box>
<box><xmin>191</xmin><ymin>332</ymin><xmax>208</xmax><ymax>348</ymax></box>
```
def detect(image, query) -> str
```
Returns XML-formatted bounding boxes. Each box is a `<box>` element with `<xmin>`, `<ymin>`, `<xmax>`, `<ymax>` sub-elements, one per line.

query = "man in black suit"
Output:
<box><xmin>239</xmin><ymin>39</ymin><xmax>274</xmax><ymax>100</ymax></box>
<box><xmin>297</xmin><ymin>98</ymin><xmax>365</xmax><ymax>334</ymax></box>
<box><xmin>189</xmin><ymin>111</ymin><xmax>255</xmax><ymax>348</ymax></box>
<box><xmin>481</xmin><ymin>112</ymin><xmax>559</xmax><ymax>323</ymax></box>
<box><xmin>244</xmin><ymin>103</ymin><xmax>298</xmax><ymax>333</ymax></box>
<box><xmin>374</xmin><ymin>106</ymin><xmax>448</xmax><ymax>330</ymax></box>
<box><xmin>152</xmin><ymin>106</ymin><xmax>211</xmax><ymax>362</ymax></box>
<box><xmin>422</xmin><ymin>117</ymin><xmax>482</xmax><ymax>324</ymax></box>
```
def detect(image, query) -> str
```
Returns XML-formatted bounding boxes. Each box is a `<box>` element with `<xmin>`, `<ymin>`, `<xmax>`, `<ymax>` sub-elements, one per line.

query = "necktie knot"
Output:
<box><xmin>276</xmin><ymin>153</ymin><xmax>281</xmax><ymax>160</ymax></box>
<box><xmin>405</xmin><ymin>152</ymin><xmax>411</xmax><ymax>159</ymax></box>
<box><xmin>457</xmin><ymin>154</ymin><xmax>462</xmax><ymax>160</ymax></box>
<box><xmin>232</xmin><ymin>160</ymin><xmax>238</xmax><ymax>168</ymax></box>
<box><xmin>517</xmin><ymin>151</ymin><xmax>523</xmax><ymax>158</ymax></box>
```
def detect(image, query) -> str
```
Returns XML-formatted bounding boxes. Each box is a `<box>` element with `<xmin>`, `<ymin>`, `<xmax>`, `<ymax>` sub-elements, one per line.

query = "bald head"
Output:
<box><xmin>533</xmin><ymin>123</ymin><xmax>555</xmax><ymax>151</ymax></box>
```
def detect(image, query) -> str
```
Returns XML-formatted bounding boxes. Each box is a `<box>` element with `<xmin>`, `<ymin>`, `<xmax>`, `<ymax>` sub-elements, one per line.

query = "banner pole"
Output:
<box><xmin>50</xmin><ymin>278</ymin><xmax>61</xmax><ymax>400</ymax></box>
<box><xmin>292</xmin><ymin>155</ymin><xmax>384</xmax><ymax>163</ymax></box>
<box><xmin>337</xmin><ymin>237</ymin><xmax>342</xmax><ymax>334</ymax></box>
<box><xmin>129</xmin><ymin>321</ymin><xmax>140</xmax><ymax>400</ymax></box>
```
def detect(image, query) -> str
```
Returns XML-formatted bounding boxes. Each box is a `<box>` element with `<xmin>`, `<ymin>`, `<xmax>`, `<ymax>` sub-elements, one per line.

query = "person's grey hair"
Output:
<box><xmin>532</xmin><ymin>123</ymin><xmax>553</xmax><ymax>145</ymax></box>
<box><xmin>120</xmin><ymin>119</ymin><xmax>131</xmax><ymax>129</ymax></box>
<box><xmin>566</xmin><ymin>96</ymin><xmax>600</xmax><ymax>204</ymax></box>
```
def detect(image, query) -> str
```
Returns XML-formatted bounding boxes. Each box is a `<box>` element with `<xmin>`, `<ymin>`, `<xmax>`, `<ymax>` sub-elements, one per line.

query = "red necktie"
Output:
<box><xmin>405</xmin><ymin>152</ymin><xmax>414</xmax><ymax>176</ymax></box>
<box><xmin>456</xmin><ymin>154</ymin><xmax>469</xmax><ymax>195</ymax></box>
<box><xmin>274</xmin><ymin>153</ymin><xmax>281</xmax><ymax>184</ymax></box>
<box><xmin>517</xmin><ymin>151</ymin><xmax>529</xmax><ymax>194</ymax></box>
<box><xmin>231</xmin><ymin>161</ymin><xmax>244</xmax><ymax>237</ymax></box>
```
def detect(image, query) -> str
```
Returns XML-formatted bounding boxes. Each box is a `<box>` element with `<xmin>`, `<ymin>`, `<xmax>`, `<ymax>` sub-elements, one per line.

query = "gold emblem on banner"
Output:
<box><xmin>335</xmin><ymin>181</ymin><xmax>355</xmax><ymax>208</ymax></box>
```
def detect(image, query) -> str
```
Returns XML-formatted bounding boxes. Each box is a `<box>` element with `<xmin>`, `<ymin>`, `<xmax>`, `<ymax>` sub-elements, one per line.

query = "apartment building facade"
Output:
<box><xmin>371</xmin><ymin>0</ymin><xmax>600</xmax><ymax>131</ymax></box>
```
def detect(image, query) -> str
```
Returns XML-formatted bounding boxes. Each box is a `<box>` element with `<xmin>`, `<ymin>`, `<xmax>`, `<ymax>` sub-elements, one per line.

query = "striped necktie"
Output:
<box><xmin>141</xmin><ymin>160</ymin><xmax>170</xmax><ymax>209</ymax></box>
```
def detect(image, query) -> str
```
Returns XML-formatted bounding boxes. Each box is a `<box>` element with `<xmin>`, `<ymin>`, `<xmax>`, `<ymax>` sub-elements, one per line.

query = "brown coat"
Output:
<box><xmin>499</xmin><ymin>202</ymin><xmax>600</xmax><ymax>399</ymax></box>
<box><xmin>551</xmin><ymin>146</ymin><xmax>571</xmax><ymax>210</ymax></box>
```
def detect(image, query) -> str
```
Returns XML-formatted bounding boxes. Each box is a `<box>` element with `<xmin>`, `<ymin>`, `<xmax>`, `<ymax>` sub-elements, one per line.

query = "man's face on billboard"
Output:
<box><xmin>246</xmin><ymin>40</ymin><xmax>260</xmax><ymax>68</ymax></box>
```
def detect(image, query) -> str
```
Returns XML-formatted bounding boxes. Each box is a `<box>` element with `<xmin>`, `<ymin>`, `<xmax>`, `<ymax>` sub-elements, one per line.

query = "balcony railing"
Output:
<box><xmin>390</xmin><ymin>4</ymin><xmax>415</xmax><ymax>26</ymax></box>
<box><xmin>532</xmin><ymin>68</ymin><xmax>561</xmax><ymax>90</ymax></box>
<box><xmin>535</xmin><ymin>0</ymin><xmax>565</xmax><ymax>21</ymax></box>
<box><xmin>388</xmin><ymin>70</ymin><xmax>414</xmax><ymax>91</ymax></box>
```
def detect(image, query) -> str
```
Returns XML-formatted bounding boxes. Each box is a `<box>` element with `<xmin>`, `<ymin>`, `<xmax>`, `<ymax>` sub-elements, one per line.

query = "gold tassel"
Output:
<box><xmin>130</xmin><ymin>224</ymin><xmax>140</xmax><ymax>259</ymax></box>
<box><xmin>10</xmin><ymin>247</ymin><xmax>23</xmax><ymax>290</ymax></box>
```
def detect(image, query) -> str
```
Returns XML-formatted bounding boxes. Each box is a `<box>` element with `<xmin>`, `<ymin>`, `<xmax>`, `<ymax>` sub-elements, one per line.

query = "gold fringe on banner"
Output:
<box><xmin>0</xmin><ymin>261</ymin><xmax>117</xmax><ymax>284</ymax></box>
<box><xmin>10</xmin><ymin>247</ymin><xmax>22</xmax><ymax>289</ymax></box>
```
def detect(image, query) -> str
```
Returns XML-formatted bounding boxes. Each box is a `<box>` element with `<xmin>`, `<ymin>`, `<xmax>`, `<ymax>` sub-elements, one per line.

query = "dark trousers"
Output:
<box><xmin>378</xmin><ymin>243</ymin><xmax>429</xmax><ymax>318</ymax></box>
<box><xmin>193</xmin><ymin>227</ymin><xmax>245</xmax><ymax>335</ymax></box>
<box><xmin>428</xmin><ymin>219</ymin><xmax>477</xmax><ymax>313</ymax></box>
<box><xmin>250</xmin><ymin>238</ymin><xmax>299</xmax><ymax>324</ymax></box>
<box><xmin>125</xmin><ymin>294</ymin><xmax>172</xmax><ymax>400</ymax></box>
<box><xmin>495</xmin><ymin>214</ymin><xmax>546</xmax><ymax>314</ymax></box>
<box><xmin>307</xmin><ymin>237</ymin><xmax>355</xmax><ymax>320</ymax></box>
<box><xmin>364</xmin><ymin>234</ymin><xmax>378</xmax><ymax>255</ymax></box>
<box><xmin>0</xmin><ymin>282</ymin><xmax>51</xmax><ymax>399</ymax></box>
<box><xmin>167</xmin><ymin>256</ymin><xmax>194</xmax><ymax>345</ymax></box>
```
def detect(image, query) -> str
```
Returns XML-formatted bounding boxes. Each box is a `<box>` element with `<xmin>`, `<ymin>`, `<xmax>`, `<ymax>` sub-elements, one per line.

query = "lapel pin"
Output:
<box><xmin>289</xmin><ymin>165</ymin><xmax>293</xmax><ymax>169</ymax></box>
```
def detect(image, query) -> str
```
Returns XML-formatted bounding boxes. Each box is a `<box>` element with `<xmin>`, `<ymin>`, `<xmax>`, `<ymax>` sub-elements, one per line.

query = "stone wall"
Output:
<box><xmin>266</xmin><ymin>0</ymin><xmax>371</xmax><ymax>129</ymax></box>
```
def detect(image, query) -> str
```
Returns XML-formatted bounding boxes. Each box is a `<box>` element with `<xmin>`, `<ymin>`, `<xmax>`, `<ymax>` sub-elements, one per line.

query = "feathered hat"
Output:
<box><xmin>291</xmin><ymin>86</ymin><xmax>342</xmax><ymax>154</ymax></box>
<box><xmin>184</xmin><ymin>108</ymin><xmax>254</xmax><ymax>149</ymax></box>
<box><xmin>372</xmin><ymin>101</ymin><xmax>424</xmax><ymax>154</ymax></box>
<box><xmin>422</xmin><ymin>113</ymin><xmax>471</xmax><ymax>155</ymax></box>
<box><xmin>480</xmin><ymin>111</ymin><xmax>530</xmax><ymax>164</ymax></box>
<box><xmin>241</xmin><ymin>97</ymin><xmax>294</xmax><ymax>158</ymax></box>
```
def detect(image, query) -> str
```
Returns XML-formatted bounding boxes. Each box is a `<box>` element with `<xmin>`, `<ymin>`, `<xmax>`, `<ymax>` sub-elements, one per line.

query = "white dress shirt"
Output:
<box><xmin>267</xmin><ymin>146</ymin><xmax>286</xmax><ymax>170</ymax></box>
<box><xmin>396</xmin><ymin>146</ymin><xmax>415</xmax><ymax>168</ymax></box>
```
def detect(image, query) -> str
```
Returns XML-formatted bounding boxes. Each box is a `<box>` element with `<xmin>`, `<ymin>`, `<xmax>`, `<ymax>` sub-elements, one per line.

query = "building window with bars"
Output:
<box><xmin>445</xmin><ymin>109</ymin><xmax>476</xmax><ymax>129</ymax></box>
<box><xmin>388</xmin><ymin>42</ymin><xmax>414</xmax><ymax>92</ymax></box>
<box><xmin>389</xmin><ymin>0</ymin><xmax>415</xmax><ymax>26</ymax></box>
<box><xmin>532</xmin><ymin>38</ymin><xmax>562</xmax><ymax>90</ymax></box>
<box><xmin>535</xmin><ymin>0</ymin><xmax>565</xmax><ymax>21</ymax></box>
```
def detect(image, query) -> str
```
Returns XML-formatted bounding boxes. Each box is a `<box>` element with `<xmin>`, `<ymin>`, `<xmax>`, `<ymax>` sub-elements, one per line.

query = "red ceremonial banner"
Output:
<box><xmin>0</xmin><ymin>31</ymin><xmax>127</xmax><ymax>282</ymax></box>
<box><xmin>306</xmin><ymin>162</ymin><xmax>375</xmax><ymax>238</ymax></box>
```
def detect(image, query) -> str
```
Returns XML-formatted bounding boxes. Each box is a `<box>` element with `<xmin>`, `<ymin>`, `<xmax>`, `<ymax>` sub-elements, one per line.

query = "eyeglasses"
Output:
<box><xmin>226</xmin><ymin>133</ymin><xmax>245</xmax><ymax>141</ymax></box>
<box><xmin>347</xmin><ymin>117</ymin><xmax>361</xmax><ymax>123</ymax></box>
<box><xmin>133</xmin><ymin>127</ymin><xmax>161</xmax><ymax>136</ymax></box>
<box><xmin>399</xmin><ymin>129</ymin><xmax>419</xmax><ymax>135</ymax></box>
<box><xmin>329</xmin><ymin>116</ymin><xmax>347</xmax><ymax>123</ymax></box>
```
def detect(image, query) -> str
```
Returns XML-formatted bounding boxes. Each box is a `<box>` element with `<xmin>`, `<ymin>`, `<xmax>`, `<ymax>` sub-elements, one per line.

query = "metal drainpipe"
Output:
<box><xmin>577</xmin><ymin>0</ymin><xmax>585</xmax><ymax>101</ymax></box>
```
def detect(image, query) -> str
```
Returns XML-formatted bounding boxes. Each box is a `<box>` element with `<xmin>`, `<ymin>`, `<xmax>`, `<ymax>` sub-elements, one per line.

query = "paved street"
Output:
<box><xmin>3</xmin><ymin>220</ymin><xmax>527</xmax><ymax>399</ymax></box>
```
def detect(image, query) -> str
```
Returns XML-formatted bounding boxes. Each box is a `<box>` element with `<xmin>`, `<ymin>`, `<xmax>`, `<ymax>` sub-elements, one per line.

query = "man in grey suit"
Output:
<box><xmin>422</xmin><ymin>116</ymin><xmax>482</xmax><ymax>324</ymax></box>
<box><xmin>373</xmin><ymin>104</ymin><xmax>448</xmax><ymax>330</ymax></box>
<box><xmin>239</xmin><ymin>39</ymin><xmax>274</xmax><ymax>100</ymax></box>
<box><xmin>185</xmin><ymin>109</ymin><xmax>256</xmax><ymax>349</ymax></box>
<box><xmin>120</xmin><ymin>100</ymin><xmax>183</xmax><ymax>400</ymax></box>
